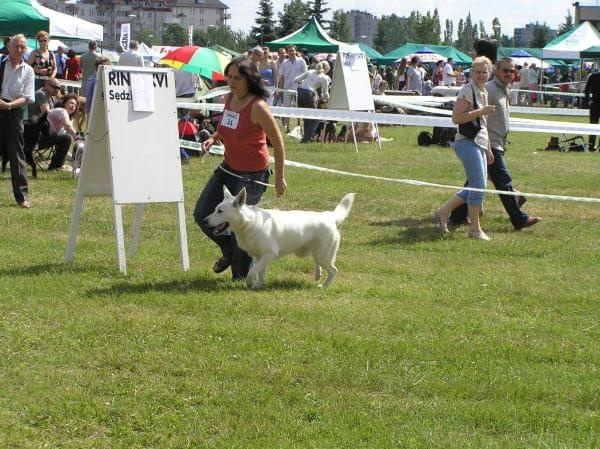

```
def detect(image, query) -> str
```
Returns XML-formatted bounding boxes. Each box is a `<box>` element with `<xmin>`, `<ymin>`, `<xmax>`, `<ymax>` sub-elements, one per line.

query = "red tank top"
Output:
<box><xmin>218</xmin><ymin>94</ymin><xmax>269</xmax><ymax>172</ymax></box>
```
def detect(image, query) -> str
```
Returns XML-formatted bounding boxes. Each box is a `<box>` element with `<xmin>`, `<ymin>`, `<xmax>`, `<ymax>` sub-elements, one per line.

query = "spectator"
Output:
<box><xmin>442</xmin><ymin>57</ymin><xmax>457</xmax><ymax>86</ymax></box>
<box><xmin>434</xmin><ymin>60</ymin><xmax>444</xmax><ymax>86</ymax></box>
<box><xmin>55</xmin><ymin>46</ymin><xmax>67</xmax><ymax>79</ymax></box>
<box><xmin>65</xmin><ymin>49</ymin><xmax>82</xmax><ymax>81</ymax></box>
<box><xmin>294</xmin><ymin>61</ymin><xmax>330</xmax><ymax>143</ymax></box>
<box><xmin>259</xmin><ymin>46</ymin><xmax>278</xmax><ymax>106</ymax></box>
<box><xmin>193</xmin><ymin>56</ymin><xmax>286</xmax><ymax>280</ymax></box>
<box><xmin>422</xmin><ymin>75</ymin><xmax>433</xmax><ymax>96</ymax></box>
<box><xmin>518</xmin><ymin>62</ymin><xmax>530</xmax><ymax>105</ymax></box>
<box><xmin>584</xmin><ymin>68</ymin><xmax>600</xmax><ymax>151</ymax></box>
<box><xmin>455</xmin><ymin>66</ymin><xmax>466</xmax><ymax>86</ymax></box>
<box><xmin>404</xmin><ymin>56</ymin><xmax>423</xmax><ymax>94</ymax></box>
<box><xmin>434</xmin><ymin>56</ymin><xmax>496</xmax><ymax>240</ymax></box>
<box><xmin>0</xmin><ymin>34</ymin><xmax>35</xmax><ymax>208</ymax></box>
<box><xmin>27</xmin><ymin>31</ymin><xmax>56</xmax><ymax>89</ymax></box>
<box><xmin>372</xmin><ymin>66</ymin><xmax>383</xmax><ymax>93</ymax></box>
<box><xmin>174</xmin><ymin>69</ymin><xmax>198</xmax><ymax>98</ymax></box>
<box><xmin>85</xmin><ymin>56</ymin><xmax>112</xmax><ymax>116</ymax></box>
<box><xmin>528</xmin><ymin>62</ymin><xmax>540</xmax><ymax>104</ymax></box>
<box><xmin>119</xmin><ymin>40</ymin><xmax>144</xmax><ymax>67</ymax></box>
<box><xmin>29</xmin><ymin>77</ymin><xmax>61</xmax><ymax>117</ymax></box>
<box><xmin>0</xmin><ymin>36</ymin><xmax>10</xmax><ymax>55</ymax></box>
<box><xmin>278</xmin><ymin>45</ymin><xmax>307</xmax><ymax>132</ymax></box>
<box><xmin>396</xmin><ymin>58</ymin><xmax>408</xmax><ymax>90</ymax></box>
<box><xmin>80</xmin><ymin>40</ymin><xmax>99</xmax><ymax>95</ymax></box>
<box><xmin>24</xmin><ymin>93</ymin><xmax>79</xmax><ymax>172</ymax></box>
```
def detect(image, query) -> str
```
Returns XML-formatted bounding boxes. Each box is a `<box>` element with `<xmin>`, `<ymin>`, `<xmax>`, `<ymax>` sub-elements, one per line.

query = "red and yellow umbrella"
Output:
<box><xmin>160</xmin><ymin>46</ymin><xmax>231</xmax><ymax>81</ymax></box>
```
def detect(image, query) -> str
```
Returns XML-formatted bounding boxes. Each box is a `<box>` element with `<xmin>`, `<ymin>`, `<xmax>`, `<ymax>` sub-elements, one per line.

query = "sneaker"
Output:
<box><xmin>467</xmin><ymin>229</ymin><xmax>490</xmax><ymax>241</ymax></box>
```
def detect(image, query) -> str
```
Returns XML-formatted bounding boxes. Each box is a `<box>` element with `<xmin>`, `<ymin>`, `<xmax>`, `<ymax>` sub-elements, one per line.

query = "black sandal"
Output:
<box><xmin>213</xmin><ymin>255</ymin><xmax>232</xmax><ymax>273</ymax></box>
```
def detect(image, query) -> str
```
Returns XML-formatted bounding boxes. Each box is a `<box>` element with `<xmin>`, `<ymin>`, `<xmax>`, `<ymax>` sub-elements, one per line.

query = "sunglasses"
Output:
<box><xmin>501</xmin><ymin>68</ymin><xmax>515</xmax><ymax>74</ymax></box>
<box><xmin>49</xmin><ymin>84</ymin><xmax>60</xmax><ymax>90</ymax></box>
<box><xmin>38</xmin><ymin>39</ymin><xmax>48</xmax><ymax>42</ymax></box>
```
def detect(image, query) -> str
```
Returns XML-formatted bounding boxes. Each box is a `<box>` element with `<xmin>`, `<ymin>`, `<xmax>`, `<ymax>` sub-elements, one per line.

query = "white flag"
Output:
<box><xmin>120</xmin><ymin>23</ymin><xmax>131</xmax><ymax>52</ymax></box>
<box><xmin>188</xmin><ymin>25</ymin><xmax>193</xmax><ymax>46</ymax></box>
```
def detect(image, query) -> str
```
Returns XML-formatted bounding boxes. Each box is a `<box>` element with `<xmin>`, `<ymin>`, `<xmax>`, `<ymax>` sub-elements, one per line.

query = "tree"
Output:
<box><xmin>558</xmin><ymin>10</ymin><xmax>574</xmax><ymax>36</ymax></box>
<box><xmin>531</xmin><ymin>22</ymin><xmax>551</xmax><ymax>47</ymax></box>
<box><xmin>373</xmin><ymin>14</ymin><xmax>408</xmax><ymax>54</ymax></box>
<box><xmin>193</xmin><ymin>25</ymin><xmax>249</xmax><ymax>53</ymax></box>
<box><xmin>479</xmin><ymin>20</ymin><xmax>487</xmax><ymax>39</ymax></box>
<box><xmin>443</xmin><ymin>19</ymin><xmax>453</xmax><ymax>45</ymax></box>
<box><xmin>135</xmin><ymin>29</ymin><xmax>159</xmax><ymax>46</ymax></box>
<box><xmin>329</xmin><ymin>10</ymin><xmax>351</xmax><ymax>42</ymax></box>
<box><xmin>501</xmin><ymin>35</ymin><xmax>514</xmax><ymax>47</ymax></box>
<box><xmin>163</xmin><ymin>23</ymin><xmax>187</xmax><ymax>46</ymax></box>
<box><xmin>491</xmin><ymin>18</ymin><xmax>501</xmax><ymax>42</ymax></box>
<box><xmin>277</xmin><ymin>0</ymin><xmax>310</xmax><ymax>38</ymax></box>
<box><xmin>310</xmin><ymin>0</ymin><xmax>330</xmax><ymax>27</ymax></box>
<box><xmin>455</xmin><ymin>13</ymin><xmax>476</xmax><ymax>53</ymax></box>
<box><xmin>250</xmin><ymin>0</ymin><xmax>277</xmax><ymax>46</ymax></box>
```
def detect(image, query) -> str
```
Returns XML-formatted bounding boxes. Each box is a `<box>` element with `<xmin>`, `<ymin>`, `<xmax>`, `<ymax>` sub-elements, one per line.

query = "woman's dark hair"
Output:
<box><xmin>224</xmin><ymin>56</ymin><xmax>268</xmax><ymax>99</ymax></box>
<box><xmin>474</xmin><ymin>39</ymin><xmax>497</xmax><ymax>64</ymax></box>
<box><xmin>57</xmin><ymin>93</ymin><xmax>79</xmax><ymax>115</ymax></box>
<box><xmin>67</xmin><ymin>49</ymin><xmax>76</xmax><ymax>58</ymax></box>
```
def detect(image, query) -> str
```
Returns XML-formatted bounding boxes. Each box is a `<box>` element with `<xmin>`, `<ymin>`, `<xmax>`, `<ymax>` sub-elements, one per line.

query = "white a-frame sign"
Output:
<box><xmin>66</xmin><ymin>66</ymin><xmax>189</xmax><ymax>274</ymax></box>
<box><xmin>328</xmin><ymin>46</ymin><xmax>381</xmax><ymax>152</ymax></box>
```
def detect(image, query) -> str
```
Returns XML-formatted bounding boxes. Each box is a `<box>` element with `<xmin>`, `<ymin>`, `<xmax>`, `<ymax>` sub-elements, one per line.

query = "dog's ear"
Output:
<box><xmin>223</xmin><ymin>185</ymin><xmax>233</xmax><ymax>199</ymax></box>
<box><xmin>234</xmin><ymin>187</ymin><xmax>246</xmax><ymax>208</ymax></box>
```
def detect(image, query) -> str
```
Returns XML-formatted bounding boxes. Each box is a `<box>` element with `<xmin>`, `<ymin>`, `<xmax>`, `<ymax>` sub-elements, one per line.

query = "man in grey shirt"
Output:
<box><xmin>80</xmin><ymin>40</ymin><xmax>99</xmax><ymax>96</ymax></box>
<box><xmin>450</xmin><ymin>57</ymin><xmax>541</xmax><ymax>230</ymax></box>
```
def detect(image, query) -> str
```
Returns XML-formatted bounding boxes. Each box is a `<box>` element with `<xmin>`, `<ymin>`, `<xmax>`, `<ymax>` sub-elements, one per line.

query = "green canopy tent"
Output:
<box><xmin>0</xmin><ymin>0</ymin><xmax>48</xmax><ymax>37</ymax></box>
<box><xmin>265</xmin><ymin>16</ymin><xmax>347</xmax><ymax>53</ymax></box>
<box><xmin>357</xmin><ymin>42</ymin><xmax>383</xmax><ymax>60</ymax></box>
<box><xmin>376</xmin><ymin>43</ymin><xmax>472</xmax><ymax>66</ymax></box>
<box><xmin>580</xmin><ymin>46</ymin><xmax>600</xmax><ymax>58</ymax></box>
<box><xmin>0</xmin><ymin>0</ymin><xmax>103</xmax><ymax>41</ymax></box>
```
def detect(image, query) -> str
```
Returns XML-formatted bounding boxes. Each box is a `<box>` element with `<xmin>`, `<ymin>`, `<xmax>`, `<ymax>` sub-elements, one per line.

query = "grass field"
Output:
<box><xmin>1</xmin><ymin>115</ymin><xmax>599</xmax><ymax>448</ymax></box>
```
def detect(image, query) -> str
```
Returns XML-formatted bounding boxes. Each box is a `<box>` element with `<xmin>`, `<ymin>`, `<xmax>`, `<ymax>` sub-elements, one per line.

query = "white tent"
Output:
<box><xmin>139</xmin><ymin>42</ymin><xmax>162</xmax><ymax>64</ymax></box>
<box><xmin>542</xmin><ymin>21</ymin><xmax>600</xmax><ymax>59</ymax></box>
<box><xmin>32</xmin><ymin>0</ymin><xmax>103</xmax><ymax>42</ymax></box>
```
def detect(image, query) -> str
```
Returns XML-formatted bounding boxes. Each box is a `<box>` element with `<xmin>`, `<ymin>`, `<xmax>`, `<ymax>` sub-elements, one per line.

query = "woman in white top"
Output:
<box><xmin>434</xmin><ymin>56</ymin><xmax>496</xmax><ymax>240</ymax></box>
<box><xmin>294</xmin><ymin>61</ymin><xmax>330</xmax><ymax>143</ymax></box>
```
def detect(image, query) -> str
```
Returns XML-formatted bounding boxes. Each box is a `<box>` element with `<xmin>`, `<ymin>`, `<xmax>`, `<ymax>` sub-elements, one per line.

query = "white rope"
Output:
<box><xmin>278</xmin><ymin>158</ymin><xmax>600</xmax><ymax>204</ymax></box>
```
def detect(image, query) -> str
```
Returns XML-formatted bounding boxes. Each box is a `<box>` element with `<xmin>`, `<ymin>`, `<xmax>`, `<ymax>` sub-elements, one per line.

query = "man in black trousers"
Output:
<box><xmin>0</xmin><ymin>34</ymin><xmax>35</xmax><ymax>208</ymax></box>
<box><xmin>449</xmin><ymin>57</ymin><xmax>541</xmax><ymax>230</ymax></box>
<box><xmin>584</xmin><ymin>69</ymin><xmax>600</xmax><ymax>152</ymax></box>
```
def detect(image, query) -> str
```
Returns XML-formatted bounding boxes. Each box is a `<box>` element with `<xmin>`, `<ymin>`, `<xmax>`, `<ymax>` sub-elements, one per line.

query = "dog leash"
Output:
<box><xmin>217</xmin><ymin>164</ymin><xmax>275</xmax><ymax>188</ymax></box>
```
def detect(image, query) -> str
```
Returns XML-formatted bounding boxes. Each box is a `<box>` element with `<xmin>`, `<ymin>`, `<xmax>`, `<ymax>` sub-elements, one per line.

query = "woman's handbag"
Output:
<box><xmin>458</xmin><ymin>86</ymin><xmax>481</xmax><ymax>140</ymax></box>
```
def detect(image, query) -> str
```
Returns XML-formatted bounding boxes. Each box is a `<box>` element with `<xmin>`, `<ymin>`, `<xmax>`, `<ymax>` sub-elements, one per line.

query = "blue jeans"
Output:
<box><xmin>454</xmin><ymin>138</ymin><xmax>487</xmax><ymax>206</ymax></box>
<box><xmin>193</xmin><ymin>164</ymin><xmax>270</xmax><ymax>279</ymax></box>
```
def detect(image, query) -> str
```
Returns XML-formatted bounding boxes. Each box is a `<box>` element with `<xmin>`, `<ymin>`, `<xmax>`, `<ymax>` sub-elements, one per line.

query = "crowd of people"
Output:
<box><xmin>0</xmin><ymin>31</ymin><xmax>152</xmax><ymax>209</ymax></box>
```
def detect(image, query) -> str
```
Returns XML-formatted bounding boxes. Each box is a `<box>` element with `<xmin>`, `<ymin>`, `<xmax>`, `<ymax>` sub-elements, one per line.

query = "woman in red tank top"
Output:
<box><xmin>194</xmin><ymin>56</ymin><xmax>287</xmax><ymax>280</ymax></box>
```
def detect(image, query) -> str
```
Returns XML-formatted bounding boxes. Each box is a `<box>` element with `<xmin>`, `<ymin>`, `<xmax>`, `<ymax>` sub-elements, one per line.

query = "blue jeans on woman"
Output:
<box><xmin>193</xmin><ymin>164</ymin><xmax>270</xmax><ymax>279</ymax></box>
<box><xmin>454</xmin><ymin>138</ymin><xmax>487</xmax><ymax>206</ymax></box>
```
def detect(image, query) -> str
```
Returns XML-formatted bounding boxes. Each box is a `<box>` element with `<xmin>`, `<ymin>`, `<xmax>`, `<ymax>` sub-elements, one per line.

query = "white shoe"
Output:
<box><xmin>467</xmin><ymin>229</ymin><xmax>490</xmax><ymax>241</ymax></box>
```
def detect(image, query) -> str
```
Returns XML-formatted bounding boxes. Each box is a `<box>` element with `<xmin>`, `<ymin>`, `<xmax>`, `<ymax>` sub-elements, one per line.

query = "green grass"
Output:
<box><xmin>1</xmin><ymin>116</ymin><xmax>600</xmax><ymax>448</ymax></box>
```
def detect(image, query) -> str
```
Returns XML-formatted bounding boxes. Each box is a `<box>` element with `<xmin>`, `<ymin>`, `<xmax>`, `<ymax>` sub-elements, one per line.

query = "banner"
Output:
<box><xmin>120</xmin><ymin>23</ymin><xmax>131</xmax><ymax>52</ymax></box>
<box><xmin>188</xmin><ymin>25</ymin><xmax>193</xmax><ymax>46</ymax></box>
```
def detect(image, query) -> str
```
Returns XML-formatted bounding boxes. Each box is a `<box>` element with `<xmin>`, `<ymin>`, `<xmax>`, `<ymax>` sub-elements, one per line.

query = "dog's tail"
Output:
<box><xmin>333</xmin><ymin>193</ymin><xmax>355</xmax><ymax>225</ymax></box>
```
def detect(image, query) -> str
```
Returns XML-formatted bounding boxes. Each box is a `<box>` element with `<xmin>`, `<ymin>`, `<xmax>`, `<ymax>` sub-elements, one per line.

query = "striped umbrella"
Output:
<box><xmin>160</xmin><ymin>46</ymin><xmax>230</xmax><ymax>81</ymax></box>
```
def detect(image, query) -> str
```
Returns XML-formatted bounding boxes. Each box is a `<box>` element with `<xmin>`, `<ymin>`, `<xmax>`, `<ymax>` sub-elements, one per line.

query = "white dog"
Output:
<box><xmin>204</xmin><ymin>187</ymin><xmax>355</xmax><ymax>289</ymax></box>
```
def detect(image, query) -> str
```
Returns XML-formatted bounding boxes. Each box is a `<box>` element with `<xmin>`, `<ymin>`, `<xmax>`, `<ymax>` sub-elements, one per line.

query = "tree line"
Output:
<box><xmin>158</xmin><ymin>2</ymin><xmax>575</xmax><ymax>55</ymax></box>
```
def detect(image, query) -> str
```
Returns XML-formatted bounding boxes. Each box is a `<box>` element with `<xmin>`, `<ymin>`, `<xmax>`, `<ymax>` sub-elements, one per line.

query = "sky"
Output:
<box><xmin>225</xmin><ymin>0</ymin><xmax>573</xmax><ymax>38</ymax></box>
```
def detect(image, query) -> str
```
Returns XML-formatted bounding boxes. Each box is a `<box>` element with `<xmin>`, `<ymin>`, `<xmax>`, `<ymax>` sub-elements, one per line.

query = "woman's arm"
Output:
<box><xmin>271</xmin><ymin>61</ymin><xmax>278</xmax><ymax>89</ymax></box>
<box><xmin>293</xmin><ymin>70</ymin><xmax>309</xmax><ymax>85</ymax></box>
<box><xmin>452</xmin><ymin>97</ymin><xmax>495</xmax><ymax>125</ymax></box>
<box><xmin>251</xmin><ymin>100</ymin><xmax>286</xmax><ymax>197</ymax></box>
<box><xmin>49</xmin><ymin>54</ymin><xmax>57</xmax><ymax>78</ymax></box>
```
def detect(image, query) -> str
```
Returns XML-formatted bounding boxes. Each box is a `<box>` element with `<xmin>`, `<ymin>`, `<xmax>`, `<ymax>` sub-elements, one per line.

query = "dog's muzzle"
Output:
<box><xmin>212</xmin><ymin>222</ymin><xmax>229</xmax><ymax>236</ymax></box>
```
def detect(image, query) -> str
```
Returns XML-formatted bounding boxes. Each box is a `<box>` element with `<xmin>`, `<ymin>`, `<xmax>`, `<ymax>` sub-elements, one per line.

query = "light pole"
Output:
<box><xmin>128</xmin><ymin>13</ymin><xmax>136</xmax><ymax>41</ymax></box>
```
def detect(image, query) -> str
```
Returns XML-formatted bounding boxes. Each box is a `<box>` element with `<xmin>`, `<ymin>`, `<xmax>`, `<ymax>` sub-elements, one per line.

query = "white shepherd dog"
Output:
<box><xmin>205</xmin><ymin>187</ymin><xmax>355</xmax><ymax>289</ymax></box>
